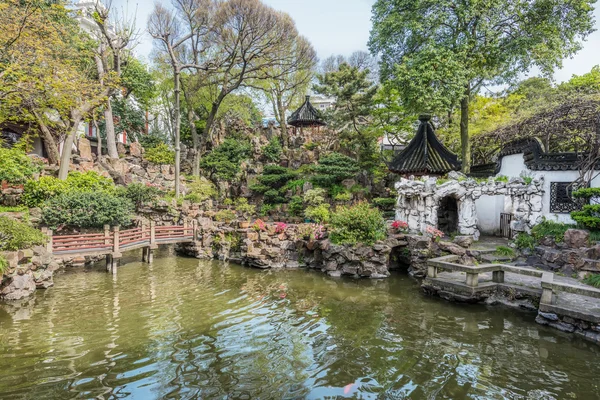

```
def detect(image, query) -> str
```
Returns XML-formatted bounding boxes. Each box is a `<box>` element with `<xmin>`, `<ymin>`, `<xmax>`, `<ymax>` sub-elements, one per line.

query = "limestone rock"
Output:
<box><xmin>563</xmin><ymin>229</ymin><xmax>590</xmax><ymax>249</ymax></box>
<box><xmin>78</xmin><ymin>138</ymin><xmax>93</xmax><ymax>161</ymax></box>
<box><xmin>0</xmin><ymin>272</ymin><xmax>36</xmax><ymax>300</ymax></box>
<box><xmin>438</xmin><ymin>241</ymin><xmax>466</xmax><ymax>256</ymax></box>
<box><xmin>453</xmin><ymin>236</ymin><xmax>474</xmax><ymax>248</ymax></box>
<box><xmin>130</xmin><ymin>142</ymin><xmax>143</xmax><ymax>158</ymax></box>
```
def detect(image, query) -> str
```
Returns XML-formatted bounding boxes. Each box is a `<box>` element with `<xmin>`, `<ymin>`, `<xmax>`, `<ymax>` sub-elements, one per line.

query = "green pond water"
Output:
<box><xmin>1</xmin><ymin>250</ymin><xmax>600</xmax><ymax>399</ymax></box>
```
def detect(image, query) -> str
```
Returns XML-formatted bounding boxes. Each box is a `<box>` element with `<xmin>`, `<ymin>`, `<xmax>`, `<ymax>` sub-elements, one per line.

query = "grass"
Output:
<box><xmin>583</xmin><ymin>274</ymin><xmax>600</xmax><ymax>288</ymax></box>
<box><xmin>495</xmin><ymin>245</ymin><xmax>516</xmax><ymax>257</ymax></box>
<box><xmin>0</xmin><ymin>205</ymin><xmax>28</xmax><ymax>213</ymax></box>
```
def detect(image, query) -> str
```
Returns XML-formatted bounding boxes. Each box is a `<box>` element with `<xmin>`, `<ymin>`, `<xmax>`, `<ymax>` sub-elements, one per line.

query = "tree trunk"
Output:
<box><xmin>183</xmin><ymin>86</ymin><xmax>200</xmax><ymax>176</ymax></box>
<box><xmin>460</xmin><ymin>87</ymin><xmax>471</xmax><ymax>174</ymax></box>
<box><xmin>94</xmin><ymin>117</ymin><xmax>102</xmax><ymax>160</ymax></box>
<box><xmin>58</xmin><ymin>113</ymin><xmax>83</xmax><ymax>180</ymax></box>
<box><xmin>32</xmin><ymin>110</ymin><xmax>60</xmax><ymax>165</ymax></box>
<box><xmin>173</xmin><ymin>68</ymin><xmax>181</xmax><ymax>198</ymax></box>
<box><xmin>202</xmin><ymin>98</ymin><xmax>224</xmax><ymax>154</ymax></box>
<box><xmin>104</xmin><ymin>99</ymin><xmax>119</xmax><ymax>159</ymax></box>
<box><xmin>277</xmin><ymin>94</ymin><xmax>288</xmax><ymax>149</ymax></box>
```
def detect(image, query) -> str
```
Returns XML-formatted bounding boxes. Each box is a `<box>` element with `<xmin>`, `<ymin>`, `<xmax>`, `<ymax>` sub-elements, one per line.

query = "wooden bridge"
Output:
<box><xmin>44</xmin><ymin>221</ymin><xmax>196</xmax><ymax>273</ymax></box>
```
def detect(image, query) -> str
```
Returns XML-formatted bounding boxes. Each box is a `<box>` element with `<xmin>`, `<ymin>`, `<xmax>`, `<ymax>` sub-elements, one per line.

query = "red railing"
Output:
<box><xmin>48</xmin><ymin>222</ymin><xmax>195</xmax><ymax>255</ymax></box>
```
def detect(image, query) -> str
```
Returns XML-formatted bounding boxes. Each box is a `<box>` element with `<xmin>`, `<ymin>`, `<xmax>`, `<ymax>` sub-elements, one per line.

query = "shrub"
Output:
<box><xmin>235</xmin><ymin>198</ymin><xmax>256</xmax><ymax>217</ymax></box>
<box><xmin>531</xmin><ymin>219</ymin><xmax>574</xmax><ymax>243</ymax></box>
<box><xmin>571</xmin><ymin>204</ymin><xmax>600</xmax><ymax>230</ymax></box>
<box><xmin>214</xmin><ymin>209</ymin><xmax>236</xmax><ymax>222</ymax></box>
<box><xmin>285</xmin><ymin>179</ymin><xmax>306</xmax><ymax>192</ymax></box>
<box><xmin>120</xmin><ymin>183</ymin><xmax>162</xmax><ymax>209</ymax></box>
<box><xmin>41</xmin><ymin>191</ymin><xmax>134</xmax><ymax>229</ymax></box>
<box><xmin>572</xmin><ymin>187</ymin><xmax>600</xmax><ymax>200</ymax></box>
<box><xmin>312</xmin><ymin>153</ymin><xmax>360</xmax><ymax>187</ymax></box>
<box><xmin>262</xmin><ymin>137</ymin><xmax>282</xmax><ymax>161</ymax></box>
<box><xmin>0</xmin><ymin>142</ymin><xmax>42</xmax><ymax>184</ymax></box>
<box><xmin>251</xmin><ymin>165</ymin><xmax>297</xmax><ymax>204</ymax></box>
<box><xmin>138</xmin><ymin>132</ymin><xmax>165</xmax><ymax>149</ymax></box>
<box><xmin>200</xmin><ymin>139</ymin><xmax>251</xmax><ymax>182</ymax></box>
<box><xmin>303</xmin><ymin>188</ymin><xmax>327</xmax><ymax>207</ymax></box>
<box><xmin>22</xmin><ymin>172</ymin><xmax>115</xmax><ymax>207</ymax></box>
<box><xmin>289</xmin><ymin>196</ymin><xmax>304</xmax><ymax>216</ymax></box>
<box><xmin>0</xmin><ymin>254</ymin><xmax>7</xmax><ymax>275</ymax></box>
<box><xmin>514</xmin><ymin>233</ymin><xmax>536</xmax><ymax>250</ymax></box>
<box><xmin>495</xmin><ymin>175</ymin><xmax>509</xmax><ymax>183</ymax></box>
<box><xmin>329</xmin><ymin>202</ymin><xmax>386</xmax><ymax>245</ymax></box>
<box><xmin>373</xmin><ymin>197</ymin><xmax>397</xmax><ymax>210</ymax></box>
<box><xmin>144</xmin><ymin>143</ymin><xmax>175</xmax><ymax>165</ymax></box>
<box><xmin>0</xmin><ymin>216</ymin><xmax>47</xmax><ymax>251</ymax></box>
<box><xmin>305</xmin><ymin>204</ymin><xmax>331</xmax><ymax>223</ymax></box>
<box><xmin>334</xmin><ymin>192</ymin><xmax>351</xmax><ymax>202</ymax></box>
<box><xmin>184</xmin><ymin>178</ymin><xmax>217</xmax><ymax>203</ymax></box>
<box><xmin>259</xmin><ymin>204</ymin><xmax>274</xmax><ymax>216</ymax></box>
<box><xmin>584</xmin><ymin>274</ymin><xmax>600</xmax><ymax>288</ymax></box>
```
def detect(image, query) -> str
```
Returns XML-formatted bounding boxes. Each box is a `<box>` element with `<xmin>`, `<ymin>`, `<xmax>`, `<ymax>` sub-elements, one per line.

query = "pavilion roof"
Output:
<box><xmin>389</xmin><ymin>115</ymin><xmax>462</xmax><ymax>176</ymax></box>
<box><xmin>287</xmin><ymin>96</ymin><xmax>326</xmax><ymax>128</ymax></box>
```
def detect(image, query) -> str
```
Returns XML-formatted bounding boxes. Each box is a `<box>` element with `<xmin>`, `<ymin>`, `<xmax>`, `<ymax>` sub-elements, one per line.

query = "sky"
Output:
<box><xmin>122</xmin><ymin>0</ymin><xmax>600</xmax><ymax>85</ymax></box>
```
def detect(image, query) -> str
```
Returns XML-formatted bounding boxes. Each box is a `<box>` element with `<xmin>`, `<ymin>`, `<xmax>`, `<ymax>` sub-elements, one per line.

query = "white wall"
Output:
<box><xmin>498</xmin><ymin>152</ymin><xmax>600</xmax><ymax>224</ymax></box>
<box><xmin>476</xmin><ymin>195</ymin><xmax>505</xmax><ymax>234</ymax></box>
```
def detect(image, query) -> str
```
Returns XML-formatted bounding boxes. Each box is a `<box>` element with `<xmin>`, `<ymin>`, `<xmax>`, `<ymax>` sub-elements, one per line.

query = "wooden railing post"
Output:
<box><xmin>113</xmin><ymin>226</ymin><xmax>120</xmax><ymax>254</ymax></box>
<box><xmin>183</xmin><ymin>219</ymin><xmax>189</xmax><ymax>236</ymax></box>
<box><xmin>150</xmin><ymin>221</ymin><xmax>156</xmax><ymax>246</ymax></box>
<box><xmin>192</xmin><ymin>220</ymin><xmax>197</xmax><ymax>240</ymax></box>
<box><xmin>104</xmin><ymin>225</ymin><xmax>111</xmax><ymax>246</ymax></box>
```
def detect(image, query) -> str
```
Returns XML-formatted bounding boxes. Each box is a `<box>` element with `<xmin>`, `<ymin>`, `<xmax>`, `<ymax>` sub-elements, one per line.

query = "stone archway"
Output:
<box><xmin>437</xmin><ymin>196</ymin><xmax>459</xmax><ymax>235</ymax></box>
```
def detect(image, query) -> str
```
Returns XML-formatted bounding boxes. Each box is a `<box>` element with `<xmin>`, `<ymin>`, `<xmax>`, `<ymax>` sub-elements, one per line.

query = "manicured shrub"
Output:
<box><xmin>120</xmin><ymin>183</ymin><xmax>162</xmax><ymax>209</ymax></box>
<box><xmin>262</xmin><ymin>137</ymin><xmax>282</xmax><ymax>161</ymax></box>
<box><xmin>41</xmin><ymin>191</ymin><xmax>134</xmax><ymax>229</ymax></box>
<box><xmin>22</xmin><ymin>172</ymin><xmax>115</xmax><ymax>207</ymax></box>
<box><xmin>334</xmin><ymin>192</ymin><xmax>351</xmax><ymax>202</ymax></box>
<box><xmin>144</xmin><ymin>143</ymin><xmax>175</xmax><ymax>165</ymax></box>
<box><xmin>235</xmin><ymin>198</ymin><xmax>256</xmax><ymax>217</ymax></box>
<box><xmin>0</xmin><ymin>142</ymin><xmax>42</xmax><ymax>184</ymax></box>
<box><xmin>251</xmin><ymin>165</ymin><xmax>297</xmax><ymax>204</ymax></box>
<box><xmin>214</xmin><ymin>209</ymin><xmax>236</xmax><ymax>222</ymax></box>
<box><xmin>305</xmin><ymin>204</ymin><xmax>331</xmax><ymax>223</ymax></box>
<box><xmin>0</xmin><ymin>216</ymin><xmax>47</xmax><ymax>251</ymax></box>
<box><xmin>138</xmin><ymin>132</ymin><xmax>165</xmax><ymax>149</ymax></box>
<box><xmin>303</xmin><ymin>188</ymin><xmax>327</xmax><ymax>206</ymax></box>
<box><xmin>184</xmin><ymin>178</ymin><xmax>217</xmax><ymax>203</ymax></box>
<box><xmin>311</xmin><ymin>152</ymin><xmax>360</xmax><ymax>187</ymax></box>
<box><xmin>329</xmin><ymin>202</ymin><xmax>386</xmax><ymax>245</ymax></box>
<box><xmin>289</xmin><ymin>196</ymin><xmax>304</xmax><ymax>216</ymax></box>
<box><xmin>200</xmin><ymin>139</ymin><xmax>251</xmax><ymax>182</ymax></box>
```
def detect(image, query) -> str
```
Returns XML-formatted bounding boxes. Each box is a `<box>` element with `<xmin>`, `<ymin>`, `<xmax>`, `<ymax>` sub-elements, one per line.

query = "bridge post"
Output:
<box><xmin>541</xmin><ymin>273</ymin><xmax>555</xmax><ymax>305</ymax></box>
<box><xmin>466</xmin><ymin>272</ymin><xmax>479</xmax><ymax>287</ymax></box>
<box><xmin>192</xmin><ymin>219</ymin><xmax>197</xmax><ymax>240</ymax></box>
<box><xmin>183</xmin><ymin>219</ymin><xmax>189</xmax><ymax>237</ymax></box>
<box><xmin>111</xmin><ymin>226</ymin><xmax>121</xmax><ymax>274</ymax></box>
<box><xmin>147</xmin><ymin>221</ymin><xmax>156</xmax><ymax>263</ymax></box>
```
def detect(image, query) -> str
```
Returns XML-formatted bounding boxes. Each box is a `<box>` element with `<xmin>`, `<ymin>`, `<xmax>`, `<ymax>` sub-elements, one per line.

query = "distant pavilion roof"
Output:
<box><xmin>389</xmin><ymin>115</ymin><xmax>462</xmax><ymax>176</ymax></box>
<box><xmin>287</xmin><ymin>96</ymin><xmax>326</xmax><ymax>128</ymax></box>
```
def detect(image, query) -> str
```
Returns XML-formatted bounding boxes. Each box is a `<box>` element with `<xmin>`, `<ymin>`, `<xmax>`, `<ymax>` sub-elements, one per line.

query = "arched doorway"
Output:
<box><xmin>438</xmin><ymin>196</ymin><xmax>459</xmax><ymax>235</ymax></box>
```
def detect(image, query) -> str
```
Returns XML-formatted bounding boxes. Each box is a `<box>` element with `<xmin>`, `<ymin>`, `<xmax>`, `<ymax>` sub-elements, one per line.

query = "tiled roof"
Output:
<box><xmin>389</xmin><ymin>115</ymin><xmax>461</xmax><ymax>176</ymax></box>
<box><xmin>287</xmin><ymin>96</ymin><xmax>326</xmax><ymax>127</ymax></box>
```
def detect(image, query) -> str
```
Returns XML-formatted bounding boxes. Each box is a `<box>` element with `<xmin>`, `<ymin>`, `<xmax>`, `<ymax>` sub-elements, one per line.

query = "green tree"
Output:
<box><xmin>370</xmin><ymin>0</ymin><xmax>596</xmax><ymax>173</ymax></box>
<box><xmin>314</xmin><ymin>63</ymin><xmax>379</xmax><ymax>171</ymax></box>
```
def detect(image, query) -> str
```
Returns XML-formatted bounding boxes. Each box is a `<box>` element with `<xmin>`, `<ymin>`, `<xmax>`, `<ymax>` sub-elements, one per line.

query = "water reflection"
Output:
<box><xmin>0</xmin><ymin>249</ymin><xmax>599</xmax><ymax>399</ymax></box>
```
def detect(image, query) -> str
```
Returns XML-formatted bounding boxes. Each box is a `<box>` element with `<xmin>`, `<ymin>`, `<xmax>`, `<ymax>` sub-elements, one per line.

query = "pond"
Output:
<box><xmin>0</xmin><ymin>250</ymin><xmax>599</xmax><ymax>399</ymax></box>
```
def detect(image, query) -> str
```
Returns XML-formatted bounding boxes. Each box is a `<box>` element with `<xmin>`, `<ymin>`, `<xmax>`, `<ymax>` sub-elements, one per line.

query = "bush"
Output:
<box><xmin>138</xmin><ymin>132</ymin><xmax>165</xmax><ymax>149</ymax></box>
<box><xmin>495</xmin><ymin>246</ymin><xmax>515</xmax><ymax>257</ymax></box>
<box><xmin>262</xmin><ymin>137</ymin><xmax>282</xmax><ymax>162</ymax></box>
<box><xmin>571</xmin><ymin>204</ymin><xmax>600</xmax><ymax>230</ymax></box>
<box><xmin>120</xmin><ymin>183</ymin><xmax>162</xmax><ymax>209</ymax></box>
<box><xmin>0</xmin><ymin>254</ymin><xmax>7</xmax><ymax>275</ymax></box>
<box><xmin>259</xmin><ymin>204</ymin><xmax>274</xmax><ymax>216</ymax></box>
<box><xmin>329</xmin><ymin>202</ymin><xmax>386</xmax><ymax>245</ymax></box>
<box><xmin>184</xmin><ymin>178</ymin><xmax>217</xmax><ymax>203</ymax></box>
<box><xmin>235</xmin><ymin>198</ymin><xmax>256</xmax><ymax>217</ymax></box>
<box><xmin>200</xmin><ymin>139</ymin><xmax>251</xmax><ymax>182</ymax></box>
<box><xmin>144</xmin><ymin>143</ymin><xmax>175</xmax><ymax>165</ymax></box>
<box><xmin>514</xmin><ymin>233</ymin><xmax>536</xmax><ymax>250</ymax></box>
<box><xmin>289</xmin><ymin>196</ymin><xmax>304</xmax><ymax>216</ymax></box>
<box><xmin>334</xmin><ymin>192</ymin><xmax>351</xmax><ymax>202</ymax></box>
<box><xmin>305</xmin><ymin>204</ymin><xmax>331</xmax><ymax>223</ymax></box>
<box><xmin>22</xmin><ymin>172</ymin><xmax>115</xmax><ymax>207</ymax></box>
<box><xmin>0</xmin><ymin>216</ymin><xmax>47</xmax><ymax>251</ymax></box>
<box><xmin>0</xmin><ymin>142</ymin><xmax>42</xmax><ymax>184</ymax></box>
<box><xmin>251</xmin><ymin>165</ymin><xmax>297</xmax><ymax>204</ymax></box>
<box><xmin>303</xmin><ymin>188</ymin><xmax>327</xmax><ymax>207</ymax></box>
<box><xmin>41</xmin><ymin>191</ymin><xmax>134</xmax><ymax>229</ymax></box>
<box><xmin>214</xmin><ymin>209</ymin><xmax>236</xmax><ymax>222</ymax></box>
<box><xmin>312</xmin><ymin>153</ymin><xmax>360</xmax><ymax>187</ymax></box>
<box><xmin>373</xmin><ymin>197</ymin><xmax>396</xmax><ymax>210</ymax></box>
<box><xmin>531</xmin><ymin>219</ymin><xmax>574</xmax><ymax>243</ymax></box>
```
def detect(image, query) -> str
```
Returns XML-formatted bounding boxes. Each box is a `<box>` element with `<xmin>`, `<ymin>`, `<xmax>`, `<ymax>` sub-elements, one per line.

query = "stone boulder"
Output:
<box><xmin>0</xmin><ymin>272</ymin><xmax>36</xmax><ymax>300</ymax></box>
<box><xmin>564</xmin><ymin>229</ymin><xmax>590</xmax><ymax>249</ymax></box>
<box><xmin>130</xmin><ymin>142</ymin><xmax>143</xmax><ymax>158</ymax></box>
<box><xmin>438</xmin><ymin>241</ymin><xmax>466</xmax><ymax>256</ymax></box>
<box><xmin>453</xmin><ymin>235</ymin><xmax>474</xmax><ymax>248</ymax></box>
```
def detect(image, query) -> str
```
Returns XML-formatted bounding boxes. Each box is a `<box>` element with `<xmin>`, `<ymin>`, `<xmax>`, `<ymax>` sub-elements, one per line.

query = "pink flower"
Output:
<box><xmin>391</xmin><ymin>220</ymin><xmax>408</xmax><ymax>231</ymax></box>
<box><xmin>252</xmin><ymin>219</ymin><xmax>266</xmax><ymax>231</ymax></box>
<box><xmin>275</xmin><ymin>222</ymin><xmax>287</xmax><ymax>234</ymax></box>
<box><xmin>426</xmin><ymin>226</ymin><xmax>444</xmax><ymax>239</ymax></box>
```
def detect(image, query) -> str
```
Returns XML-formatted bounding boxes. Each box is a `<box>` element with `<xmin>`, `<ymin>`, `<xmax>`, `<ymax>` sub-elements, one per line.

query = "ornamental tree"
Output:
<box><xmin>369</xmin><ymin>0</ymin><xmax>596</xmax><ymax>173</ymax></box>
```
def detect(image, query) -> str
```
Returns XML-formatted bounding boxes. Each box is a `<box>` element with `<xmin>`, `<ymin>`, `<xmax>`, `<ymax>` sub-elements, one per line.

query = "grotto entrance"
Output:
<box><xmin>438</xmin><ymin>196</ymin><xmax>459</xmax><ymax>235</ymax></box>
<box><xmin>388</xmin><ymin>245</ymin><xmax>411</xmax><ymax>272</ymax></box>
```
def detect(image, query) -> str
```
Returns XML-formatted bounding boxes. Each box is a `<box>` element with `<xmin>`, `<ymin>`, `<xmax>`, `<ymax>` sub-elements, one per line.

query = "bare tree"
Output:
<box><xmin>91</xmin><ymin>0</ymin><xmax>139</xmax><ymax>160</ymax></box>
